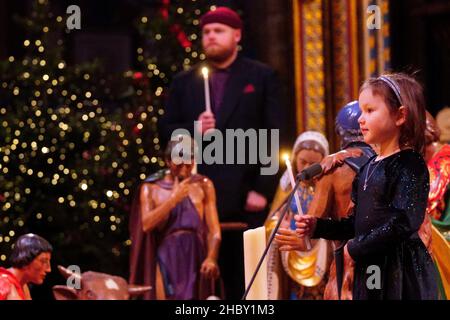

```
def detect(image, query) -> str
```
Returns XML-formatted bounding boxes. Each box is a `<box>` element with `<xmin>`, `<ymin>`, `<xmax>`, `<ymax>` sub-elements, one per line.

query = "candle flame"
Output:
<box><xmin>282</xmin><ymin>153</ymin><xmax>290</xmax><ymax>162</ymax></box>
<box><xmin>201</xmin><ymin>67</ymin><xmax>209</xmax><ymax>78</ymax></box>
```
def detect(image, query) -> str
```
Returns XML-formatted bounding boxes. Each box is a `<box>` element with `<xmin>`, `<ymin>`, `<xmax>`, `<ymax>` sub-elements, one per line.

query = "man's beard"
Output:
<box><xmin>204</xmin><ymin>44</ymin><xmax>235</xmax><ymax>64</ymax></box>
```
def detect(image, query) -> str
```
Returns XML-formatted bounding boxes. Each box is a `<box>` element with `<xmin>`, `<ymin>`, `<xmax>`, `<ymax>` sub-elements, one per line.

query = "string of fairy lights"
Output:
<box><xmin>0</xmin><ymin>0</ymin><xmax>213</xmax><ymax>266</ymax></box>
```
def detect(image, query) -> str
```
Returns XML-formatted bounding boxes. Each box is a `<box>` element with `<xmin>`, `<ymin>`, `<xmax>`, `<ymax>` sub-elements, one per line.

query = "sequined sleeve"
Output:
<box><xmin>313</xmin><ymin>215</ymin><xmax>355</xmax><ymax>240</ymax></box>
<box><xmin>347</xmin><ymin>155</ymin><xmax>430</xmax><ymax>260</ymax></box>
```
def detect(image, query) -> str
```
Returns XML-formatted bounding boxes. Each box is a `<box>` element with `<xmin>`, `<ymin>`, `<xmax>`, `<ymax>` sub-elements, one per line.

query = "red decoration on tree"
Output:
<box><xmin>157</xmin><ymin>0</ymin><xmax>191</xmax><ymax>48</ymax></box>
<box><xmin>133</xmin><ymin>72</ymin><xmax>144</xmax><ymax>80</ymax></box>
<box><xmin>82</xmin><ymin>150</ymin><xmax>92</xmax><ymax>160</ymax></box>
<box><xmin>160</xmin><ymin>0</ymin><xmax>170</xmax><ymax>20</ymax></box>
<box><xmin>170</xmin><ymin>24</ymin><xmax>192</xmax><ymax>48</ymax></box>
<box><xmin>132</xmin><ymin>125</ymin><xmax>141</xmax><ymax>135</ymax></box>
<box><xmin>132</xmin><ymin>72</ymin><xmax>149</xmax><ymax>88</ymax></box>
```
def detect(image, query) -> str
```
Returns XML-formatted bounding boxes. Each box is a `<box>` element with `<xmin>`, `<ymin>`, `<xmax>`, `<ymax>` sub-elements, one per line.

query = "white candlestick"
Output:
<box><xmin>201</xmin><ymin>67</ymin><xmax>212</xmax><ymax>113</ymax></box>
<box><xmin>284</xmin><ymin>156</ymin><xmax>302</xmax><ymax>214</ymax></box>
<box><xmin>243</xmin><ymin>226</ymin><xmax>268</xmax><ymax>300</ymax></box>
<box><xmin>284</xmin><ymin>154</ymin><xmax>312</xmax><ymax>250</ymax></box>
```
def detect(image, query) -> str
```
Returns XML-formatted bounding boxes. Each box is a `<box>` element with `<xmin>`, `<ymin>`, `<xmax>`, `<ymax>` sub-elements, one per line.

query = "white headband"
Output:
<box><xmin>292</xmin><ymin>131</ymin><xmax>329</xmax><ymax>158</ymax></box>
<box><xmin>379</xmin><ymin>75</ymin><xmax>403</xmax><ymax>105</ymax></box>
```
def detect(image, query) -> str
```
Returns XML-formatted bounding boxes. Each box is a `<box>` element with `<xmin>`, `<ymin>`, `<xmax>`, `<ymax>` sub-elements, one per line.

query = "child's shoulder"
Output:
<box><xmin>387</xmin><ymin>149</ymin><xmax>427</xmax><ymax>173</ymax></box>
<box><xmin>396</xmin><ymin>149</ymin><xmax>425</xmax><ymax>163</ymax></box>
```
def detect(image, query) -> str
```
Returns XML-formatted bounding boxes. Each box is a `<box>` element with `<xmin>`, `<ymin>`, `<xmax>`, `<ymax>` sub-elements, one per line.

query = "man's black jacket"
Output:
<box><xmin>159</xmin><ymin>56</ymin><xmax>286</xmax><ymax>221</ymax></box>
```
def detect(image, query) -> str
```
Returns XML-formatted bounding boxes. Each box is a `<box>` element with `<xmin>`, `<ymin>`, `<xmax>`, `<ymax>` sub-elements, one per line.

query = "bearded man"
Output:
<box><xmin>159</xmin><ymin>7</ymin><xmax>286</xmax><ymax>299</ymax></box>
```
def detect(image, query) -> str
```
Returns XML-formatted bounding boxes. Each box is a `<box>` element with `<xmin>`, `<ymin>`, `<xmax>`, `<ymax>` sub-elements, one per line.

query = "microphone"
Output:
<box><xmin>296</xmin><ymin>163</ymin><xmax>323</xmax><ymax>181</ymax></box>
<box><xmin>242</xmin><ymin>164</ymin><xmax>323</xmax><ymax>300</ymax></box>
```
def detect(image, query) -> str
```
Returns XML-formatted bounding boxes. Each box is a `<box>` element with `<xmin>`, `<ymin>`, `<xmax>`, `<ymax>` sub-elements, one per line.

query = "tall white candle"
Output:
<box><xmin>201</xmin><ymin>67</ymin><xmax>212</xmax><ymax>113</ymax></box>
<box><xmin>243</xmin><ymin>226</ymin><xmax>268</xmax><ymax>300</ymax></box>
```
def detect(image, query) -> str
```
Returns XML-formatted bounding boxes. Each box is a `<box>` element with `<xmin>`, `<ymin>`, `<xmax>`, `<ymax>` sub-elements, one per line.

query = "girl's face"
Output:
<box><xmin>358</xmin><ymin>88</ymin><xmax>404</xmax><ymax>146</ymax></box>
<box><xmin>295</xmin><ymin>149</ymin><xmax>324</xmax><ymax>173</ymax></box>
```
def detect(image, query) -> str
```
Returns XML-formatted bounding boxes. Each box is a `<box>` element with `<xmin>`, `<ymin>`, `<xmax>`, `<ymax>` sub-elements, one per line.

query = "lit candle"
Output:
<box><xmin>201</xmin><ymin>67</ymin><xmax>212</xmax><ymax>113</ymax></box>
<box><xmin>283</xmin><ymin>153</ymin><xmax>312</xmax><ymax>250</ymax></box>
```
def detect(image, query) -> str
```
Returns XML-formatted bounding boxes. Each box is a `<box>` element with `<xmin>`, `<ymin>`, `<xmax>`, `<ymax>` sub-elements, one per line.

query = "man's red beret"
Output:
<box><xmin>200</xmin><ymin>7</ymin><xmax>243</xmax><ymax>30</ymax></box>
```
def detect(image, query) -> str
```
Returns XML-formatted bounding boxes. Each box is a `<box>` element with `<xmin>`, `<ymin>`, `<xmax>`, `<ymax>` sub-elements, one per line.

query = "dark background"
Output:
<box><xmin>390</xmin><ymin>0</ymin><xmax>450</xmax><ymax>116</ymax></box>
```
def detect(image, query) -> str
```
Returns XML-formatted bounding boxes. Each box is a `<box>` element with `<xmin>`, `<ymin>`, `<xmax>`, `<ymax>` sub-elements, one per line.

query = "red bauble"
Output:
<box><xmin>170</xmin><ymin>24</ymin><xmax>192</xmax><ymax>48</ymax></box>
<box><xmin>133</xmin><ymin>125</ymin><xmax>141</xmax><ymax>135</ymax></box>
<box><xmin>133</xmin><ymin>72</ymin><xmax>144</xmax><ymax>80</ymax></box>
<box><xmin>82</xmin><ymin>150</ymin><xmax>91</xmax><ymax>160</ymax></box>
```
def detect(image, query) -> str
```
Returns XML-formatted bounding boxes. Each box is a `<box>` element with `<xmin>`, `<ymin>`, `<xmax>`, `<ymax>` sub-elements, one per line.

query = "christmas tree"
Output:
<box><xmin>134</xmin><ymin>0</ymin><xmax>216</xmax><ymax>86</ymax></box>
<box><xmin>0</xmin><ymin>0</ymin><xmax>164</xmax><ymax>277</ymax></box>
<box><xmin>0</xmin><ymin>0</ymin><xmax>221</xmax><ymax>296</ymax></box>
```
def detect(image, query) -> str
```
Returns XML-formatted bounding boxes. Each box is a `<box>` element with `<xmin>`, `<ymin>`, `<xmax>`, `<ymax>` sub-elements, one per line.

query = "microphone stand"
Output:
<box><xmin>242</xmin><ymin>175</ymin><xmax>312</xmax><ymax>300</ymax></box>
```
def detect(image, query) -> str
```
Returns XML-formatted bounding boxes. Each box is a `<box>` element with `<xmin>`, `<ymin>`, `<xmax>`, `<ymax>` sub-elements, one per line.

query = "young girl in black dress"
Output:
<box><xmin>295</xmin><ymin>73</ymin><xmax>438</xmax><ymax>299</ymax></box>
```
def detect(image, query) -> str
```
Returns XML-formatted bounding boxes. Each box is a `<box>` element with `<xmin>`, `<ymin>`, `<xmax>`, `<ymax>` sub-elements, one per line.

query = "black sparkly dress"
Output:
<box><xmin>313</xmin><ymin>149</ymin><xmax>438</xmax><ymax>300</ymax></box>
